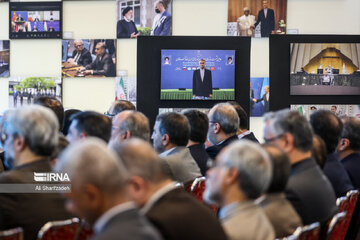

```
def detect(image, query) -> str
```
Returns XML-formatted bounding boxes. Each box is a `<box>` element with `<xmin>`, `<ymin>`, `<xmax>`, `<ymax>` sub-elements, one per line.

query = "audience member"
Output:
<box><xmin>34</xmin><ymin>96</ymin><xmax>64</xmax><ymax>132</ymax></box>
<box><xmin>111</xmin><ymin>138</ymin><xmax>228</xmax><ymax>240</ymax></box>
<box><xmin>51</xmin><ymin>135</ymin><xmax>69</xmax><ymax>167</ymax></box>
<box><xmin>311</xmin><ymin>134</ymin><xmax>327</xmax><ymax>169</ymax></box>
<box><xmin>204</xmin><ymin>140</ymin><xmax>274</xmax><ymax>240</ymax></box>
<box><xmin>55</xmin><ymin>138</ymin><xmax>162</xmax><ymax>240</ymax></box>
<box><xmin>67</xmin><ymin>111</ymin><xmax>112</xmax><ymax>144</ymax></box>
<box><xmin>310</xmin><ymin>110</ymin><xmax>353</xmax><ymax>197</ymax></box>
<box><xmin>0</xmin><ymin>105</ymin><xmax>72</xmax><ymax>240</ymax></box>
<box><xmin>152</xmin><ymin>112</ymin><xmax>201</xmax><ymax>184</ymax></box>
<box><xmin>62</xmin><ymin>109</ymin><xmax>81</xmax><ymax>136</ymax></box>
<box><xmin>229</xmin><ymin>101</ymin><xmax>259</xmax><ymax>143</ymax></box>
<box><xmin>109</xmin><ymin>110</ymin><xmax>150</xmax><ymax>145</ymax></box>
<box><xmin>264</xmin><ymin>109</ymin><xmax>337</xmax><ymax>225</ymax></box>
<box><xmin>337</xmin><ymin>117</ymin><xmax>360</xmax><ymax>188</ymax></box>
<box><xmin>206</xmin><ymin>103</ymin><xmax>239</xmax><ymax>159</ymax></box>
<box><xmin>106</xmin><ymin>100</ymin><xmax>136</xmax><ymax>118</ymax></box>
<box><xmin>258</xmin><ymin>145</ymin><xmax>302</xmax><ymax>238</ymax></box>
<box><xmin>182</xmin><ymin>109</ymin><xmax>210</xmax><ymax>176</ymax></box>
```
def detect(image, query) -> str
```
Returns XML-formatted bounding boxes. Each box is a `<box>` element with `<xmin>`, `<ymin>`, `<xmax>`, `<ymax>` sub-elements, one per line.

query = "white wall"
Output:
<box><xmin>1</xmin><ymin>0</ymin><xmax>360</xmax><ymax>141</ymax></box>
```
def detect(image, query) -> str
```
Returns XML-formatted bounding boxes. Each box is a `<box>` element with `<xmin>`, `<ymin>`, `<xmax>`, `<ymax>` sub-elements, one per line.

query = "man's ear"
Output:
<box><xmin>337</xmin><ymin>138</ymin><xmax>350</xmax><ymax>151</ymax></box>
<box><xmin>162</xmin><ymin>133</ymin><xmax>170</xmax><ymax>147</ymax></box>
<box><xmin>127</xmin><ymin>176</ymin><xmax>148</xmax><ymax>204</ymax></box>
<box><xmin>213</xmin><ymin>122</ymin><xmax>221</xmax><ymax>134</ymax></box>
<box><xmin>83</xmin><ymin>184</ymin><xmax>103</xmax><ymax>210</ymax></box>
<box><xmin>282</xmin><ymin>132</ymin><xmax>294</xmax><ymax>153</ymax></box>
<box><xmin>13</xmin><ymin>135</ymin><xmax>26</xmax><ymax>153</ymax></box>
<box><xmin>121</xmin><ymin>130</ymin><xmax>131</xmax><ymax>140</ymax></box>
<box><xmin>225</xmin><ymin>167</ymin><xmax>239</xmax><ymax>186</ymax></box>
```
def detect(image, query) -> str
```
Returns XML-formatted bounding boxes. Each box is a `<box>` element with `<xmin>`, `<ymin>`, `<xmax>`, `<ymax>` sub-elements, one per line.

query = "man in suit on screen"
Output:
<box><xmin>192</xmin><ymin>59</ymin><xmax>213</xmax><ymax>99</ymax></box>
<box><xmin>253</xmin><ymin>0</ymin><xmax>275</xmax><ymax>37</ymax></box>
<box><xmin>152</xmin><ymin>0</ymin><xmax>172</xmax><ymax>36</ymax></box>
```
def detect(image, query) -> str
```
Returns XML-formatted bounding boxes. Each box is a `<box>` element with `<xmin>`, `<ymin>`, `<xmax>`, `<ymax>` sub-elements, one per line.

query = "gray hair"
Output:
<box><xmin>111</xmin><ymin>138</ymin><xmax>166</xmax><ymax>183</ymax></box>
<box><xmin>222</xmin><ymin>140</ymin><xmax>272</xmax><ymax>199</ymax></box>
<box><xmin>6</xmin><ymin>105</ymin><xmax>59</xmax><ymax>156</ymax></box>
<box><xmin>264</xmin><ymin>109</ymin><xmax>313</xmax><ymax>152</ymax></box>
<box><xmin>118</xmin><ymin>111</ymin><xmax>150</xmax><ymax>141</ymax></box>
<box><xmin>210</xmin><ymin>103</ymin><xmax>239</xmax><ymax>134</ymax></box>
<box><xmin>55</xmin><ymin>138</ymin><xmax>128</xmax><ymax>194</ymax></box>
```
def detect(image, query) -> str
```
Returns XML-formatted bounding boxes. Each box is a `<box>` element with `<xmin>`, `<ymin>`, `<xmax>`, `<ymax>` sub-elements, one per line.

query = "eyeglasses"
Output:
<box><xmin>104</xmin><ymin>112</ymin><xmax>116</xmax><ymax>118</ymax></box>
<box><xmin>263</xmin><ymin>133</ymin><xmax>284</xmax><ymax>143</ymax></box>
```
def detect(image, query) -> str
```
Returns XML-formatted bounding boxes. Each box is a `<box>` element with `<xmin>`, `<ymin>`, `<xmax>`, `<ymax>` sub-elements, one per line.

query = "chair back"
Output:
<box><xmin>327</xmin><ymin>211</ymin><xmax>347</xmax><ymax>240</ymax></box>
<box><xmin>186</xmin><ymin>177</ymin><xmax>218</xmax><ymax>214</ymax></box>
<box><xmin>292</xmin><ymin>222</ymin><xmax>321</xmax><ymax>240</ymax></box>
<box><xmin>0</xmin><ymin>227</ymin><xmax>23</xmax><ymax>240</ymax></box>
<box><xmin>37</xmin><ymin>218</ymin><xmax>93</xmax><ymax>240</ymax></box>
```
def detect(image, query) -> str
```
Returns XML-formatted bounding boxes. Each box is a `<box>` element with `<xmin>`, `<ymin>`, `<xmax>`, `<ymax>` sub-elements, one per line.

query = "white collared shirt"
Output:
<box><xmin>238</xmin><ymin>130</ymin><xmax>251</xmax><ymax>139</ymax></box>
<box><xmin>264</xmin><ymin>8</ymin><xmax>268</xmax><ymax>18</ymax></box>
<box><xmin>200</xmin><ymin>68</ymin><xmax>205</xmax><ymax>82</ymax></box>
<box><xmin>140</xmin><ymin>182</ymin><xmax>179</xmax><ymax>214</ymax></box>
<box><xmin>159</xmin><ymin>147</ymin><xmax>176</xmax><ymax>158</ymax></box>
<box><xmin>94</xmin><ymin>201</ymin><xmax>136</xmax><ymax>234</ymax></box>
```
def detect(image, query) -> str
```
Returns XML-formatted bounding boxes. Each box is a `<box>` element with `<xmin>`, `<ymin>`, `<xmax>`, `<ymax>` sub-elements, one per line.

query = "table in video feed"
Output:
<box><xmin>61</xmin><ymin>62</ymin><xmax>105</xmax><ymax>78</ymax></box>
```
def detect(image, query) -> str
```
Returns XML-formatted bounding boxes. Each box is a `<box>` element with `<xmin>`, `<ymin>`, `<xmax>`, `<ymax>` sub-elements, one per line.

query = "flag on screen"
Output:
<box><xmin>297</xmin><ymin>106</ymin><xmax>304</xmax><ymax>115</ymax></box>
<box><xmin>116</xmin><ymin>77</ymin><xmax>126</xmax><ymax>100</ymax></box>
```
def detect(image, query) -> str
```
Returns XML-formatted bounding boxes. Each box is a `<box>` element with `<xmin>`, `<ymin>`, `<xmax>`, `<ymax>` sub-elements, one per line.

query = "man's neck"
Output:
<box><xmin>187</xmin><ymin>140</ymin><xmax>200</xmax><ymax>147</ymax></box>
<box><xmin>164</xmin><ymin>143</ymin><xmax>177</xmax><ymax>151</ymax></box>
<box><xmin>142</xmin><ymin>179</ymin><xmax>173</xmax><ymax>206</ymax></box>
<box><xmin>215</xmin><ymin>133</ymin><xmax>235</xmax><ymax>145</ymax></box>
<box><xmin>221</xmin><ymin>185</ymin><xmax>247</xmax><ymax>208</ymax></box>
<box><xmin>99</xmin><ymin>193</ymin><xmax>131</xmax><ymax>216</ymax></box>
<box><xmin>14</xmin><ymin>148</ymin><xmax>45</xmax><ymax>167</ymax></box>
<box><xmin>289</xmin><ymin>150</ymin><xmax>312</xmax><ymax>165</ymax></box>
<box><xmin>338</xmin><ymin>149</ymin><xmax>356</xmax><ymax>161</ymax></box>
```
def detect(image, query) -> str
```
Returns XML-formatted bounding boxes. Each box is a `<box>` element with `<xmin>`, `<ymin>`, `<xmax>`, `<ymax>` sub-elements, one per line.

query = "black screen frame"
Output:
<box><xmin>137</xmin><ymin>36</ymin><xmax>251</xmax><ymax>129</ymax></box>
<box><xmin>269</xmin><ymin>34</ymin><xmax>360</xmax><ymax>111</ymax></box>
<box><xmin>9</xmin><ymin>1</ymin><xmax>63</xmax><ymax>39</ymax></box>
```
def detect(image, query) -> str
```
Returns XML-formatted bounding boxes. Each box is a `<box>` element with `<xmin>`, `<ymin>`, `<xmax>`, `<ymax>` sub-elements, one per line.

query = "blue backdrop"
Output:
<box><xmin>251</xmin><ymin>77</ymin><xmax>269</xmax><ymax>117</ymax></box>
<box><xmin>161</xmin><ymin>49</ymin><xmax>235</xmax><ymax>89</ymax></box>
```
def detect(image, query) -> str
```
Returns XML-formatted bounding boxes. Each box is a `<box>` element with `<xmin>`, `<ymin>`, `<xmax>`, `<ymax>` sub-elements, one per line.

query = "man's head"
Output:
<box><xmin>107</xmin><ymin>100</ymin><xmax>136</xmax><ymax>118</ymax></box>
<box><xmin>111</xmin><ymin>138</ymin><xmax>168</xmax><ymax>207</ymax></box>
<box><xmin>228</xmin><ymin>57</ymin><xmax>233</xmax><ymax>63</ymax></box>
<box><xmin>122</xmin><ymin>7</ymin><xmax>133</xmax><ymax>20</ymax></box>
<box><xmin>229</xmin><ymin>102</ymin><xmax>248</xmax><ymax>130</ymax></box>
<box><xmin>199</xmin><ymin>59</ymin><xmax>206</xmax><ymax>69</ymax></box>
<box><xmin>155</xmin><ymin>0</ymin><xmax>166</xmax><ymax>13</ymax></box>
<box><xmin>152</xmin><ymin>112</ymin><xmax>190</xmax><ymax>153</ymax></box>
<box><xmin>207</xmin><ymin>103</ymin><xmax>239</xmax><ymax>145</ymax></box>
<box><xmin>73</xmin><ymin>40</ymin><xmax>84</xmax><ymax>53</ymax></box>
<box><xmin>263</xmin><ymin>0</ymin><xmax>269</xmax><ymax>9</ymax></box>
<box><xmin>264</xmin><ymin>86</ymin><xmax>270</xmax><ymax>94</ymax></box>
<box><xmin>337</xmin><ymin>117</ymin><xmax>360</xmax><ymax>155</ymax></box>
<box><xmin>110</xmin><ymin>110</ymin><xmax>150</xmax><ymax>144</ymax></box>
<box><xmin>310</xmin><ymin>110</ymin><xmax>343</xmax><ymax>154</ymax></box>
<box><xmin>204</xmin><ymin>140</ymin><xmax>272</xmax><ymax>206</ymax></box>
<box><xmin>263</xmin><ymin>144</ymin><xmax>290</xmax><ymax>194</ymax></box>
<box><xmin>310</xmin><ymin>106</ymin><xmax>317</xmax><ymax>111</ymax></box>
<box><xmin>182</xmin><ymin>109</ymin><xmax>209</xmax><ymax>144</ymax></box>
<box><xmin>34</xmin><ymin>96</ymin><xmax>64</xmax><ymax>131</ymax></box>
<box><xmin>263</xmin><ymin>110</ymin><xmax>313</xmax><ymax>161</ymax></box>
<box><xmin>3</xmin><ymin>105</ymin><xmax>59</xmax><ymax>168</ymax></box>
<box><xmin>67</xmin><ymin>111</ymin><xmax>112</xmax><ymax>144</ymax></box>
<box><xmin>95</xmin><ymin>42</ymin><xmax>106</xmax><ymax>58</ymax></box>
<box><xmin>55</xmin><ymin>138</ymin><xmax>128</xmax><ymax>226</ymax></box>
<box><xmin>243</xmin><ymin>7</ymin><xmax>250</xmax><ymax>16</ymax></box>
<box><xmin>331</xmin><ymin>105</ymin><xmax>337</xmax><ymax>114</ymax></box>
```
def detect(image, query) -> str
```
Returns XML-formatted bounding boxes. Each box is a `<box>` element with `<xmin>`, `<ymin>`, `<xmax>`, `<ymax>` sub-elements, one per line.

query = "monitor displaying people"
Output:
<box><xmin>116</xmin><ymin>0</ymin><xmax>172</xmax><ymax>38</ymax></box>
<box><xmin>161</xmin><ymin>49</ymin><xmax>235</xmax><ymax>100</ymax></box>
<box><xmin>227</xmin><ymin>0</ymin><xmax>287</xmax><ymax>37</ymax></box>
<box><xmin>290</xmin><ymin>43</ymin><xmax>360</xmax><ymax>95</ymax></box>
<box><xmin>62</xmin><ymin>39</ymin><xmax>117</xmax><ymax>78</ymax></box>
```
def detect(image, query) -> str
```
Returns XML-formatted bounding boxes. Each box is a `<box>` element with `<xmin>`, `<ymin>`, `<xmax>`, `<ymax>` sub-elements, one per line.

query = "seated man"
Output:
<box><xmin>106</xmin><ymin>100</ymin><xmax>136</xmax><ymax>118</ymax></box>
<box><xmin>152</xmin><ymin>112</ymin><xmax>201</xmax><ymax>184</ymax></box>
<box><xmin>34</xmin><ymin>96</ymin><xmax>64</xmax><ymax>132</ymax></box>
<box><xmin>67</xmin><ymin>40</ymin><xmax>92</xmax><ymax>66</ymax></box>
<box><xmin>66</xmin><ymin>111</ymin><xmax>112</xmax><ymax>144</ymax></box>
<box><xmin>111</xmin><ymin>138</ymin><xmax>228</xmax><ymax>240</ymax></box>
<box><xmin>204</xmin><ymin>140</ymin><xmax>275</xmax><ymax>240</ymax></box>
<box><xmin>0</xmin><ymin>106</ymin><xmax>72</xmax><ymax>240</ymax></box>
<box><xmin>55</xmin><ymin>138</ymin><xmax>162</xmax><ymax>240</ymax></box>
<box><xmin>79</xmin><ymin>42</ymin><xmax>116</xmax><ymax>77</ymax></box>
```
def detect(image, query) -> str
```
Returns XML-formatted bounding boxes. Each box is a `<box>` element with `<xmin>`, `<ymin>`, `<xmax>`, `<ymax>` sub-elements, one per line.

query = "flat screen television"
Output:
<box><xmin>9</xmin><ymin>1</ymin><xmax>62</xmax><ymax>39</ymax></box>
<box><xmin>160</xmin><ymin>49</ymin><xmax>235</xmax><ymax>100</ymax></box>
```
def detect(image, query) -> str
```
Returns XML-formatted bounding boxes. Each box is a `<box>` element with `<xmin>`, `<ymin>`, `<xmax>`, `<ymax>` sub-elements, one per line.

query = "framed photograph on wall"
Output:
<box><xmin>0</xmin><ymin>40</ymin><xmax>10</xmax><ymax>78</ymax></box>
<box><xmin>291</xmin><ymin>104</ymin><xmax>360</xmax><ymax>119</ymax></box>
<box><xmin>250</xmin><ymin>77</ymin><xmax>269</xmax><ymax>116</ymax></box>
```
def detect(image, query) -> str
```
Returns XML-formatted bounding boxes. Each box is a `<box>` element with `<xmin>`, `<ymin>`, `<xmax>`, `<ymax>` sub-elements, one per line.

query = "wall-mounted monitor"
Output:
<box><xmin>160</xmin><ymin>49</ymin><xmax>235</xmax><ymax>100</ymax></box>
<box><xmin>9</xmin><ymin>1</ymin><xmax>62</xmax><ymax>39</ymax></box>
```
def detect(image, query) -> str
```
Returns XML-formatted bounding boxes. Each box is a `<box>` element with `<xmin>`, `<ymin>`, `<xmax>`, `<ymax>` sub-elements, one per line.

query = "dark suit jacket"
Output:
<box><xmin>341</xmin><ymin>152</ymin><xmax>360</xmax><ymax>189</ymax></box>
<box><xmin>146</xmin><ymin>188</ymin><xmax>228</xmax><ymax>240</ymax></box>
<box><xmin>117</xmin><ymin>19</ymin><xmax>138</xmax><ymax>38</ymax></box>
<box><xmin>85</xmin><ymin>53</ymin><xmax>115</xmax><ymax>77</ymax></box>
<box><xmin>256</xmin><ymin>93</ymin><xmax>270</xmax><ymax>112</ymax></box>
<box><xmin>188</xmin><ymin>144</ymin><xmax>209</xmax><ymax>176</ymax></box>
<box><xmin>254</xmin><ymin>8</ymin><xmax>275</xmax><ymax>37</ymax></box>
<box><xmin>250</xmin><ymin>89</ymin><xmax>255</xmax><ymax>109</ymax></box>
<box><xmin>94</xmin><ymin>207</ymin><xmax>162</xmax><ymax>240</ymax></box>
<box><xmin>239</xmin><ymin>132</ymin><xmax>259</xmax><ymax>143</ymax></box>
<box><xmin>323</xmin><ymin>153</ymin><xmax>354</xmax><ymax>198</ymax></box>
<box><xmin>192</xmin><ymin>69</ymin><xmax>213</xmax><ymax>97</ymax></box>
<box><xmin>0</xmin><ymin>159</ymin><xmax>72</xmax><ymax>240</ymax></box>
<box><xmin>206</xmin><ymin>134</ymin><xmax>239</xmax><ymax>160</ymax></box>
<box><xmin>285</xmin><ymin>157</ymin><xmax>338</xmax><ymax>225</ymax></box>
<box><xmin>71</xmin><ymin>48</ymin><xmax>92</xmax><ymax>66</ymax></box>
<box><xmin>153</xmin><ymin>11</ymin><xmax>172</xmax><ymax>36</ymax></box>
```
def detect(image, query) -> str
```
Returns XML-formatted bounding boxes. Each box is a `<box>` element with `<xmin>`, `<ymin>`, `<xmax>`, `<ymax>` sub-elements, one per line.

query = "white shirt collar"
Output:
<box><xmin>94</xmin><ymin>201</ymin><xmax>136</xmax><ymax>234</ymax></box>
<box><xmin>140</xmin><ymin>182</ymin><xmax>179</xmax><ymax>214</ymax></box>
<box><xmin>159</xmin><ymin>147</ymin><xmax>176</xmax><ymax>157</ymax></box>
<box><xmin>238</xmin><ymin>130</ymin><xmax>251</xmax><ymax>139</ymax></box>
